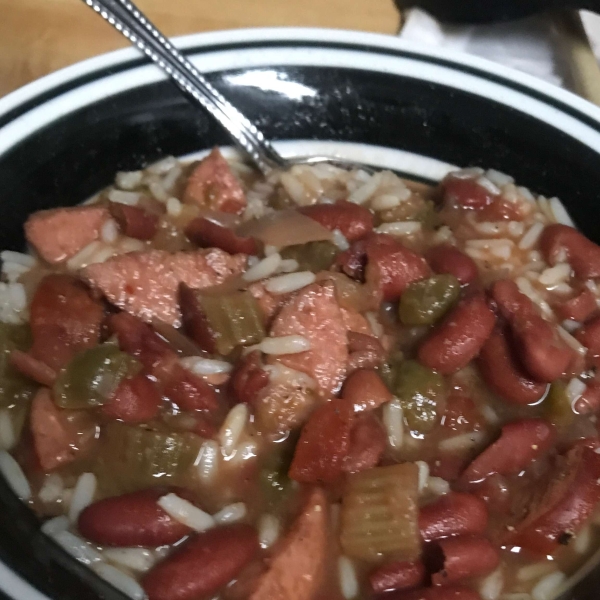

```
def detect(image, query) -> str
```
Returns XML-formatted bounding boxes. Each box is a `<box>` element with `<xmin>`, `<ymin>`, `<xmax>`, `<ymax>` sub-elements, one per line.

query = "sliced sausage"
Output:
<box><xmin>442</xmin><ymin>175</ymin><xmax>496</xmax><ymax>211</ymax></box>
<box><xmin>109</xmin><ymin>202</ymin><xmax>158</xmax><ymax>240</ymax></box>
<box><xmin>29</xmin><ymin>274</ymin><xmax>104</xmax><ymax>371</ymax></box>
<box><xmin>25</xmin><ymin>206</ymin><xmax>109</xmax><ymax>264</ymax></box>
<box><xmin>342</xmin><ymin>369</ymin><xmax>392</xmax><ymax>413</ymax></box>
<box><xmin>299</xmin><ymin>200</ymin><xmax>373</xmax><ymax>242</ymax></box>
<box><xmin>427</xmin><ymin>245</ymin><xmax>478</xmax><ymax>286</ymax></box>
<box><xmin>478</xmin><ymin>326</ymin><xmax>547</xmax><ymax>406</ymax></box>
<box><xmin>78</xmin><ymin>488</ymin><xmax>192</xmax><ymax>547</ymax></box>
<box><xmin>183</xmin><ymin>148</ymin><xmax>247</xmax><ymax>215</ymax></box>
<box><xmin>461</xmin><ymin>419</ymin><xmax>556</xmax><ymax>484</ymax></box>
<box><xmin>540</xmin><ymin>223</ymin><xmax>600</xmax><ymax>280</ymax></box>
<box><xmin>347</xmin><ymin>331</ymin><xmax>386</xmax><ymax>373</ymax></box>
<box><xmin>492</xmin><ymin>279</ymin><xmax>573</xmax><ymax>382</ymax></box>
<box><xmin>431</xmin><ymin>536</ymin><xmax>499</xmax><ymax>586</ymax></box>
<box><xmin>418</xmin><ymin>293</ymin><xmax>495</xmax><ymax>375</ymax></box>
<box><xmin>342</xmin><ymin>414</ymin><xmax>386</xmax><ymax>474</ymax></box>
<box><xmin>250</xmin><ymin>488</ymin><xmax>328</xmax><ymax>600</ymax></box>
<box><xmin>102</xmin><ymin>374</ymin><xmax>162</xmax><ymax>423</ymax></box>
<box><xmin>370</xmin><ymin>560</ymin><xmax>425</xmax><ymax>594</ymax></box>
<box><xmin>185</xmin><ymin>217</ymin><xmax>259</xmax><ymax>255</ymax></box>
<box><xmin>81</xmin><ymin>249</ymin><xmax>246</xmax><ymax>327</ymax></box>
<box><xmin>143</xmin><ymin>524</ymin><xmax>258</xmax><ymax>600</ymax></box>
<box><xmin>419</xmin><ymin>493</ymin><xmax>488</xmax><ymax>542</ymax></box>
<box><xmin>269</xmin><ymin>283</ymin><xmax>348</xmax><ymax>396</ymax></box>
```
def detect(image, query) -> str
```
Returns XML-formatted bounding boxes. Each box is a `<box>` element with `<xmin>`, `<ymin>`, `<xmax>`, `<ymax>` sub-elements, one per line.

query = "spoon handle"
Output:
<box><xmin>81</xmin><ymin>0</ymin><xmax>287</xmax><ymax>173</ymax></box>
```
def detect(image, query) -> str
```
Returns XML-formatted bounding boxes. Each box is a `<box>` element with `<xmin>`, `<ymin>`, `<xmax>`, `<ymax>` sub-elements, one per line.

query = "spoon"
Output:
<box><xmin>82</xmin><ymin>0</ymin><xmax>370</xmax><ymax>175</ymax></box>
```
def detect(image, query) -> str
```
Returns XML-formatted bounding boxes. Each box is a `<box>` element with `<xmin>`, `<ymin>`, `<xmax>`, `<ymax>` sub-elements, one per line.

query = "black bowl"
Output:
<box><xmin>1</xmin><ymin>27</ymin><xmax>600</xmax><ymax>600</ymax></box>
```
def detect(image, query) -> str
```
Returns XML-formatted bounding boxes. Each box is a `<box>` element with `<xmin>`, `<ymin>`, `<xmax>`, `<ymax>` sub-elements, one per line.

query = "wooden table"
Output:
<box><xmin>0</xmin><ymin>0</ymin><xmax>400</xmax><ymax>96</ymax></box>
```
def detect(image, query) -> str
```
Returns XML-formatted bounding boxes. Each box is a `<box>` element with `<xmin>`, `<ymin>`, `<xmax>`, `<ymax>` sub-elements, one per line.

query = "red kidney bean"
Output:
<box><xmin>163</xmin><ymin>362</ymin><xmax>219</xmax><ymax>412</ymax></box>
<box><xmin>472</xmin><ymin>474</ymin><xmax>511</xmax><ymax>515</ymax></box>
<box><xmin>102</xmin><ymin>373</ymin><xmax>162</xmax><ymax>423</ymax></box>
<box><xmin>461</xmin><ymin>419</ymin><xmax>556</xmax><ymax>485</ymax></box>
<box><xmin>289</xmin><ymin>398</ymin><xmax>354</xmax><ymax>483</ymax></box>
<box><xmin>347</xmin><ymin>332</ymin><xmax>386</xmax><ymax>373</ymax></box>
<box><xmin>9</xmin><ymin>350</ymin><xmax>56</xmax><ymax>387</ymax></box>
<box><xmin>418</xmin><ymin>293</ymin><xmax>495</xmax><ymax>375</ymax></box>
<box><xmin>78</xmin><ymin>489</ymin><xmax>192</xmax><ymax>547</ymax></box>
<box><xmin>365</xmin><ymin>234</ymin><xmax>431</xmax><ymax>301</ymax></box>
<box><xmin>431</xmin><ymin>536</ymin><xmax>500</xmax><ymax>586</ymax></box>
<box><xmin>335</xmin><ymin>239</ymin><xmax>369</xmax><ymax>281</ymax></box>
<box><xmin>442</xmin><ymin>175</ymin><xmax>496</xmax><ymax>210</ymax></box>
<box><xmin>380</xmin><ymin>586</ymin><xmax>482</xmax><ymax>600</ymax></box>
<box><xmin>492</xmin><ymin>279</ymin><xmax>573</xmax><ymax>382</ymax></box>
<box><xmin>507</xmin><ymin>441</ymin><xmax>600</xmax><ymax>555</ymax></box>
<box><xmin>540</xmin><ymin>223</ymin><xmax>600</xmax><ymax>279</ymax></box>
<box><xmin>299</xmin><ymin>200</ymin><xmax>373</xmax><ymax>242</ymax></box>
<box><xmin>556</xmin><ymin>288</ymin><xmax>597</xmax><ymax>323</ymax></box>
<box><xmin>427</xmin><ymin>245</ymin><xmax>478</xmax><ymax>286</ymax></box>
<box><xmin>576</xmin><ymin>315</ymin><xmax>600</xmax><ymax>356</ymax></box>
<box><xmin>370</xmin><ymin>560</ymin><xmax>425</xmax><ymax>594</ymax></box>
<box><xmin>342</xmin><ymin>414</ymin><xmax>386</xmax><ymax>474</ymax></box>
<box><xmin>342</xmin><ymin>369</ymin><xmax>392</xmax><ymax>412</ymax></box>
<box><xmin>142</xmin><ymin>524</ymin><xmax>259</xmax><ymax>600</ymax></box>
<box><xmin>478</xmin><ymin>326</ymin><xmax>547</xmax><ymax>405</ymax></box>
<box><xmin>230</xmin><ymin>350</ymin><xmax>269</xmax><ymax>405</ymax></box>
<box><xmin>109</xmin><ymin>202</ymin><xmax>159</xmax><ymax>240</ymax></box>
<box><xmin>419</xmin><ymin>493</ymin><xmax>488</xmax><ymax>542</ymax></box>
<box><xmin>29</xmin><ymin>274</ymin><xmax>104</xmax><ymax>371</ymax></box>
<box><xmin>185</xmin><ymin>217</ymin><xmax>259</xmax><ymax>255</ymax></box>
<box><xmin>574</xmin><ymin>381</ymin><xmax>600</xmax><ymax>414</ymax></box>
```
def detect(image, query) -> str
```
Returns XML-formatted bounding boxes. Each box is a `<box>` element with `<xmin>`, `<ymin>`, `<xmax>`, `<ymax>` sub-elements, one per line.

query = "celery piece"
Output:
<box><xmin>340</xmin><ymin>463</ymin><xmax>420</xmax><ymax>561</ymax></box>
<box><xmin>544</xmin><ymin>380</ymin><xmax>575</xmax><ymax>427</ymax></box>
<box><xmin>0</xmin><ymin>323</ymin><xmax>36</xmax><ymax>408</ymax></box>
<box><xmin>182</xmin><ymin>287</ymin><xmax>266</xmax><ymax>356</ymax></box>
<box><xmin>281</xmin><ymin>241</ymin><xmax>339</xmax><ymax>273</ymax></box>
<box><xmin>394</xmin><ymin>360</ymin><xmax>446</xmax><ymax>434</ymax></box>
<box><xmin>94</xmin><ymin>423</ymin><xmax>202</xmax><ymax>495</ymax></box>
<box><xmin>54</xmin><ymin>345</ymin><xmax>141</xmax><ymax>409</ymax></box>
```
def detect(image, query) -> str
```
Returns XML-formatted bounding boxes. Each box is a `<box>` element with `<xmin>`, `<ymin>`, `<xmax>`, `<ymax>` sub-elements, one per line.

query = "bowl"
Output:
<box><xmin>2</xmin><ymin>27</ymin><xmax>600</xmax><ymax>600</ymax></box>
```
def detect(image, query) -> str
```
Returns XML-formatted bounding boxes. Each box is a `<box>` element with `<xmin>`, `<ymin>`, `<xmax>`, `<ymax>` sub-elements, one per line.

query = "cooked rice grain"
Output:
<box><xmin>157</xmin><ymin>493</ymin><xmax>214</xmax><ymax>531</ymax></box>
<box><xmin>92</xmin><ymin>563</ymin><xmax>146</xmax><ymax>600</ymax></box>
<box><xmin>0</xmin><ymin>450</ymin><xmax>31</xmax><ymax>500</ymax></box>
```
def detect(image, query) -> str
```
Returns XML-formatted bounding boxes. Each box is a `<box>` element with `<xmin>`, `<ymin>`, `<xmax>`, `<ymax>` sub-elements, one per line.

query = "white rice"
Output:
<box><xmin>103</xmin><ymin>548</ymin><xmax>156</xmax><ymax>573</ymax></box>
<box><xmin>162</xmin><ymin>166</ymin><xmax>183</xmax><ymax>193</ymax></box>
<box><xmin>51</xmin><ymin>530</ymin><xmax>103</xmax><ymax>565</ymax></box>
<box><xmin>371</xmin><ymin>191</ymin><xmax>410</xmax><ymax>211</ymax></box>
<box><xmin>476</xmin><ymin>176</ymin><xmax>501</xmax><ymax>196</ymax></box>
<box><xmin>264</xmin><ymin>271</ymin><xmax>316</xmax><ymax>294</ymax></box>
<box><xmin>376</xmin><ymin>221</ymin><xmax>422</xmax><ymax>236</ymax></box>
<box><xmin>180</xmin><ymin>357</ymin><xmax>233</xmax><ymax>375</ymax></box>
<box><xmin>0</xmin><ymin>450</ymin><xmax>30</xmax><ymax>500</ymax></box>
<box><xmin>115</xmin><ymin>171</ymin><xmax>143</xmax><ymax>190</ymax></box>
<box><xmin>218</xmin><ymin>404</ymin><xmax>249</xmax><ymax>457</ymax></box>
<box><xmin>68</xmin><ymin>472</ymin><xmax>97</xmax><ymax>523</ymax></box>
<box><xmin>538</xmin><ymin>264</ymin><xmax>571</xmax><ymax>286</ymax></box>
<box><xmin>280</xmin><ymin>172</ymin><xmax>309</xmax><ymax>205</ymax></box>
<box><xmin>338</xmin><ymin>556</ymin><xmax>359</xmax><ymax>600</ymax></box>
<box><xmin>573</xmin><ymin>524</ymin><xmax>593</xmax><ymax>554</ymax></box>
<box><xmin>228</xmin><ymin>435</ymin><xmax>259</xmax><ymax>466</ymax></box>
<box><xmin>519</xmin><ymin>222</ymin><xmax>545</xmax><ymax>250</ymax></box>
<box><xmin>0</xmin><ymin>282</ymin><xmax>27</xmax><ymax>324</ymax></box>
<box><xmin>107</xmin><ymin>189</ymin><xmax>141</xmax><ymax>206</ymax></box>
<box><xmin>566</xmin><ymin>378</ymin><xmax>587</xmax><ymax>406</ymax></box>
<box><xmin>517</xmin><ymin>562</ymin><xmax>557</xmax><ymax>582</ymax></box>
<box><xmin>166</xmin><ymin>197</ymin><xmax>182</xmax><ymax>217</ymax></box>
<box><xmin>91</xmin><ymin>563</ymin><xmax>146</xmax><ymax>600</ymax></box>
<box><xmin>561</xmin><ymin>319</ymin><xmax>581</xmax><ymax>333</ymax></box>
<box><xmin>258</xmin><ymin>514</ymin><xmax>280</xmax><ymax>549</ymax></box>
<box><xmin>515</xmin><ymin>277</ymin><xmax>553</xmax><ymax>317</ymax></box>
<box><xmin>260</xmin><ymin>335</ymin><xmax>311</xmax><ymax>355</ymax></box>
<box><xmin>486</xmin><ymin>169</ymin><xmax>514</xmax><ymax>187</ymax></box>
<box><xmin>39</xmin><ymin>473</ymin><xmax>65</xmax><ymax>504</ymax></box>
<box><xmin>196</xmin><ymin>440</ymin><xmax>219</xmax><ymax>484</ymax></box>
<box><xmin>415</xmin><ymin>461</ymin><xmax>430</xmax><ymax>493</ymax></box>
<box><xmin>213</xmin><ymin>502</ymin><xmax>247</xmax><ymax>524</ymax></box>
<box><xmin>382</xmin><ymin>397</ymin><xmax>404</xmax><ymax>450</ymax></box>
<box><xmin>277</xmin><ymin>259</ymin><xmax>300</xmax><ymax>273</ymax></box>
<box><xmin>1</xmin><ymin>262</ymin><xmax>31</xmax><ymax>284</ymax></box>
<box><xmin>101</xmin><ymin>219</ymin><xmax>119</xmax><ymax>244</ymax></box>
<box><xmin>348</xmin><ymin>173</ymin><xmax>382</xmax><ymax>205</ymax></box>
<box><xmin>508</xmin><ymin>221</ymin><xmax>526</xmax><ymax>237</ymax></box>
<box><xmin>157</xmin><ymin>493</ymin><xmax>215</xmax><ymax>532</ymax></box>
<box><xmin>427</xmin><ymin>476</ymin><xmax>450</xmax><ymax>496</ymax></box>
<box><xmin>557</xmin><ymin>326</ymin><xmax>587</xmax><ymax>356</ymax></box>
<box><xmin>480</xmin><ymin>404</ymin><xmax>500</xmax><ymax>425</ymax></box>
<box><xmin>438</xmin><ymin>431</ymin><xmax>487</xmax><ymax>453</ymax></box>
<box><xmin>41</xmin><ymin>515</ymin><xmax>70</xmax><ymax>536</ymax></box>
<box><xmin>0</xmin><ymin>410</ymin><xmax>15</xmax><ymax>451</ymax></box>
<box><xmin>332</xmin><ymin>229</ymin><xmax>350</xmax><ymax>251</ymax></box>
<box><xmin>549</xmin><ymin>198</ymin><xmax>575</xmax><ymax>227</ymax></box>
<box><xmin>452</xmin><ymin>167</ymin><xmax>485</xmax><ymax>179</ymax></box>
<box><xmin>365</xmin><ymin>312</ymin><xmax>384</xmax><ymax>338</ymax></box>
<box><xmin>0</xmin><ymin>251</ymin><xmax>36</xmax><ymax>268</ymax></box>
<box><xmin>66</xmin><ymin>240</ymin><xmax>103</xmax><ymax>270</ymax></box>
<box><xmin>243</xmin><ymin>253</ymin><xmax>282</xmax><ymax>282</ymax></box>
<box><xmin>531</xmin><ymin>571</ymin><xmax>566</xmax><ymax>600</ymax></box>
<box><xmin>147</xmin><ymin>156</ymin><xmax>178</xmax><ymax>175</ymax></box>
<box><xmin>480</xmin><ymin>568</ymin><xmax>504</xmax><ymax>600</ymax></box>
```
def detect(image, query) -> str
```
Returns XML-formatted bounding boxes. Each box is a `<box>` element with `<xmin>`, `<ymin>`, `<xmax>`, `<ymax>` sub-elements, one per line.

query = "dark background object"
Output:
<box><xmin>394</xmin><ymin>0</ymin><xmax>600</xmax><ymax>24</ymax></box>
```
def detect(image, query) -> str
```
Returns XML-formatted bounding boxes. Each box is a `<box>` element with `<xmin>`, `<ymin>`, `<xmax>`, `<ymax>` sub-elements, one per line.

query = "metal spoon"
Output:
<box><xmin>82</xmin><ymin>0</ymin><xmax>370</xmax><ymax>175</ymax></box>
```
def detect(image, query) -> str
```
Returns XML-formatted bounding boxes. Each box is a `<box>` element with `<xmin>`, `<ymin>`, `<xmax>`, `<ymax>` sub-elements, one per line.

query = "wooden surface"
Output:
<box><xmin>0</xmin><ymin>0</ymin><xmax>400</xmax><ymax>96</ymax></box>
